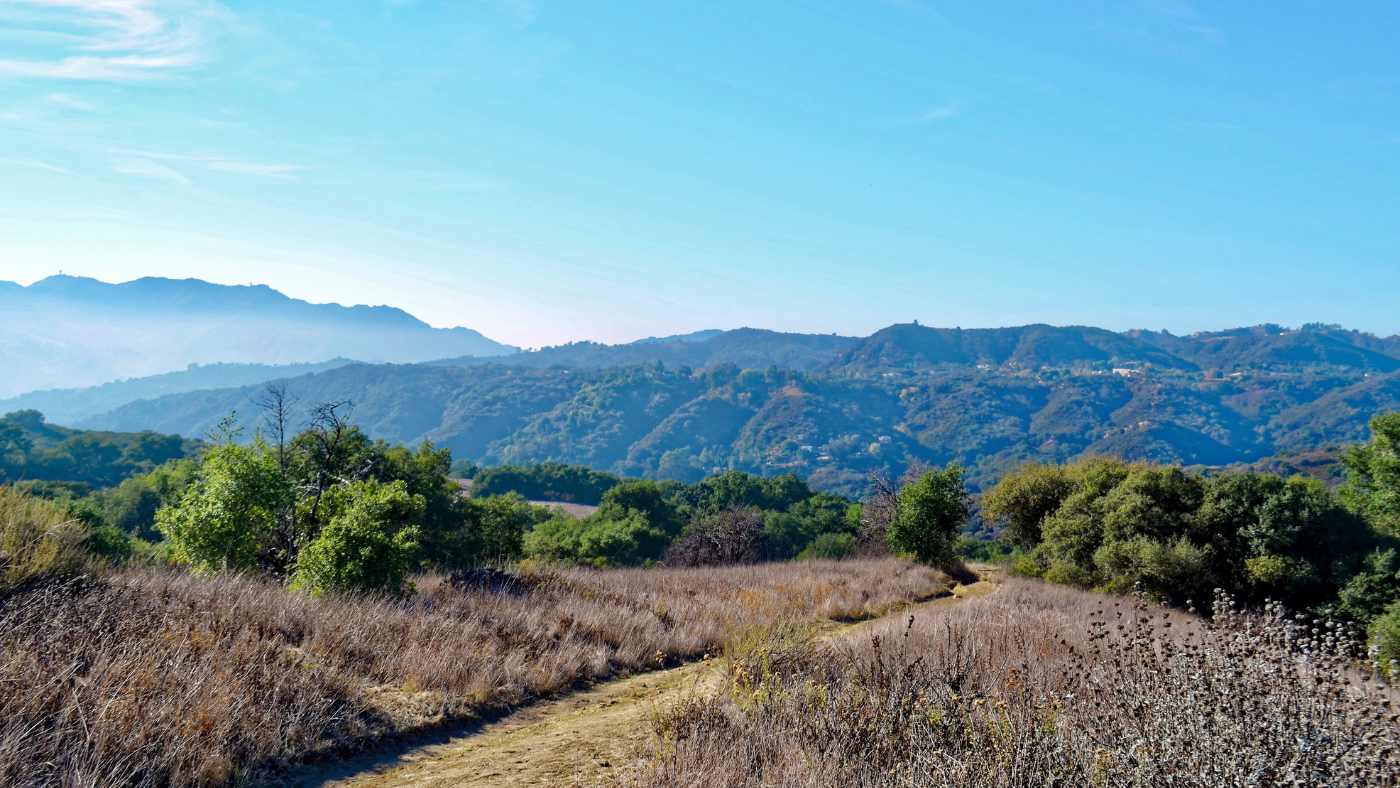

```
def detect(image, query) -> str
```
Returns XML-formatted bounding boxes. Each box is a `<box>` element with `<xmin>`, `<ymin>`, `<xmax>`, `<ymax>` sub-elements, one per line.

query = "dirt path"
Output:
<box><xmin>297</xmin><ymin>573</ymin><xmax>999</xmax><ymax>788</ymax></box>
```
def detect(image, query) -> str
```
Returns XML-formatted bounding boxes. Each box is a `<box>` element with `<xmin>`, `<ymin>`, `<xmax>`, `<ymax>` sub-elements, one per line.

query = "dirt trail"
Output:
<box><xmin>298</xmin><ymin>573</ymin><xmax>999</xmax><ymax>788</ymax></box>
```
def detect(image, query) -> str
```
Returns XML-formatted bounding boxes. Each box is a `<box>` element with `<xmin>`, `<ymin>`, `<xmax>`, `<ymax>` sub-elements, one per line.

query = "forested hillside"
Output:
<box><xmin>0</xmin><ymin>410</ymin><xmax>197</xmax><ymax>489</ymax></box>
<box><xmin>80</xmin><ymin>322</ymin><xmax>1400</xmax><ymax>496</ymax></box>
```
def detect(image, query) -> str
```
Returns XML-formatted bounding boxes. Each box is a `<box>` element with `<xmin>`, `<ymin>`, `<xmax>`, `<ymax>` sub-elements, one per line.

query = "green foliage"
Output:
<box><xmin>1001</xmin><ymin>452</ymin><xmax>1391</xmax><ymax>616</ymax></box>
<box><xmin>0</xmin><ymin>410</ymin><xmax>196</xmax><ymax>489</ymax></box>
<box><xmin>1093</xmin><ymin>535</ymin><xmax>1210</xmax><ymax>604</ymax></box>
<box><xmin>0</xmin><ymin>486</ymin><xmax>88</xmax><ymax>590</ymax></box>
<box><xmin>886</xmin><ymin>465</ymin><xmax>970</xmax><ymax>568</ymax></box>
<box><xmin>1336</xmin><ymin>549</ymin><xmax>1400</xmax><ymax>623</ymax></box>
<box><xmin>797</xmin><ymin>532</ymin><xmax>857</xmax><ymax>561</ymax></box>
<box><xmin>1341</xmin><ymin>412</ymin><xmax>1400</xmax><ymax>537</ymax></box>
<box><xmin>981</xmin><ymin>462</ymin><xmax>1076</xmax><ymax>549</ymax></box>
<box><xmin>1009</xmin><ymin>551</ymin><xmax>1045</xmax><ymax>578</ymax></box>
<box><xmin>954</xmin><ymin>535</ymin><xmax>1013</xmax><ymax>563</ymax></box>
<box><xmin>459</xmin><ymin>493</ymin><xmax>553</xmax><ymax>564</ymax></box>
<box><xmin>83</xmin><ymin>524</ymin><xmax>133</xmax><ymax>562</ymax></box>
<box><xmin>598</xmin><ymin>479</ymin><xmax>683</xmax><ymax>535</ymax></box>
<box><xmin>291</xmin><ymin>480</ymin><xmax>423</xmax><ymax>596</ymax></box>
<box><xmin>514</xmin><ymin>469</ymin><xmax>853</xmax><ymax>567</ymax></box>
<box><xmin>470</xmin><ymin>462</ymin><xmax>620</xmax><ymax>504</ymax></box>
<box><xmin>522</xmin><ymin>510</ymin><xmax>667</xmax><ymax>567</ymax></box>
<box><xmin>84</xmin><ymin>458</ymin><xmax>198</xmax><ymax>540</ymax></box>
<box><xmin>156</xmin><ymin>442</ymin><xmax>293</xmax><ymax>573</ymax></box>
<box><xmin>1370</xmin><ymin>601</ymin><xmax>1400</xmax><ymax>676</ymax></box>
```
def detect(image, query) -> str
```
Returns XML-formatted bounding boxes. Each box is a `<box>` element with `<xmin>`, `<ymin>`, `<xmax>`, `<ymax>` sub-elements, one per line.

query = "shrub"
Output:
<box><xmin>84</xmin><ymin>524</ymin><xmax>133</xmax><ymax>562</ymax></box>
<box><xmin>522</xmin><ymin>510</ymin><xmax>669</xmax><ymax>567</ymax></box>
<box><xmin>156</xmin><ymin>443</ymin><xmax>292</xmax><ymax>573</ymax></box>
<box><xmin>886</xmin><ymin>465</ymin><xmax>970</xmax><ymax>568</ymax></box>
<box><xmin>666</xmin><ymin>507</ymin><xmax>768</xmax><ymax>567</ymax></box>
<box><xmin>1009</xmin><ymin>551</ymin><xmax>1044</xmax><ymax>578</ymax></box>
<box><xmin>981</xmin><ymin>462</ymin><xmax>1075</xmax><ymax>549</ymax></box>
<box><xmin>1041</xmin><ymin>559</ymin><xmax>1094</xmax><ymax>587</ymax></box>
<box><xmin>798</xmin><ymin>532</ymin><xmax>857</xmax><ymax>561</ymax></box>
<box><xmin>0</xmin><ymin>487</ymin><xmax>87</xmax><ymax>591</ymax></box>
<box><xmin>291</xmin><ymin>480</ymin><xmax>423</xmax><ymax>596</ymax></box>
<box><xmin>1092</xmin><ymin>534</ymin><xmax>1210</xmax><ymax>604</ymax></box>
<box><xmin>1370</xmin><ymin>600</ymin><xmax>1400</xmax><ymax>677</ymax></box>
<box><xmin>1337</xmin><ymin>548</ymin><xmax>1400</xmax><ymax>623</ymax></box>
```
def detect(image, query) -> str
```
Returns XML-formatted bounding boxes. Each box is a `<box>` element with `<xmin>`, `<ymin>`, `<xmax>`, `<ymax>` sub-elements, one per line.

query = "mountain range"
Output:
<box><xmin>0</xmin><ymin>275</ymin><xmax>515</xmax><ymax>397</ymax></box>
<box><xmin>65</xmin><ymin>321</ymin><xmax>1400</xmax><ymax>496</ymax></box>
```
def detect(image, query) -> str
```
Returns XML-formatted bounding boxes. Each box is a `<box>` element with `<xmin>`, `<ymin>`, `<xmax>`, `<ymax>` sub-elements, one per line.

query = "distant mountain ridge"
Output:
<box><xmin>0</xmin><ymin>275</ymin><xmax>516</xmax><ymax>397</ymax></box>
<box><xmin>6</xmin><ymin>280</ymin><xmax>1399</xmax><ymax>496</ymax></box>
<box><xmin>438</xmin><ymin>322</ymin><xmax>1400</xmax><ymax>377</ymax></box>
<box><xmin>434</xmin><ymin>327</ymin><xmax>858</xmax><ymax>372</ymax></box>
<box><xmin>78</xmin><ymin>324</ymin><xmax>1400</xmax><ymax>496</ymax></box>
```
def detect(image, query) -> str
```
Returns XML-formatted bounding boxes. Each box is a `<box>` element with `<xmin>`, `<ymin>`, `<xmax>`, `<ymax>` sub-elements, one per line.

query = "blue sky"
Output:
<box><xmin>1</xmin><ymin>1</ymin><xmax>1397</xmax><ymax>347</ymax></box>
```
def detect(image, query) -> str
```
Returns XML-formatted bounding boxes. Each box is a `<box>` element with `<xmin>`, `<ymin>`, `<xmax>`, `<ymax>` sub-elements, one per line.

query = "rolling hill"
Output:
<box><xmin>78</xmin><ymin>350</ymin><xmax>1400</xmax><ymax>496</ymax></box>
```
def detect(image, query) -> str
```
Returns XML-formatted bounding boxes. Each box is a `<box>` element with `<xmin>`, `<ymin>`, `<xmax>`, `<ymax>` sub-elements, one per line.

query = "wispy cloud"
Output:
<box><xmin>0</xmin><ymin>1</ymin><xmax>230</xmax><ymax>82</ymax></box>
<box><xmin>111</xmin><ymin>156</ymin><xmax>190</xmax><ymax>184</ymax></box>
<box><xmin>110</xmin><ymin>148</ymin><xmax>308</xmax><ymax>180</ymax></box>
<box><xmin>0</xmin><ymin>156</ymin><xmax>73</xmax><ymax>175</ymax></box>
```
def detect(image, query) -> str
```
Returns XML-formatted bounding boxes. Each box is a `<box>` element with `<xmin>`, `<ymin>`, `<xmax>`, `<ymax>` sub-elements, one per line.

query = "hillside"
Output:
<box><xmin>0</xmin><ymin>359</ymin><xmax>357</xmax><ymax>426</ymax></box>
<box><xmin>0</xmin><ymin>410</ymin><xmax>197</xmax><ymax>488</ymax></box>
<box><xmin>0</xmin><ymin>275</ymin><xmax>516</xmax><ymax>397</ymax></box>
<box><xmin>82</xmin><ymin>349</ymin><xmax>1400</xmax><ymax>496</ymax></box>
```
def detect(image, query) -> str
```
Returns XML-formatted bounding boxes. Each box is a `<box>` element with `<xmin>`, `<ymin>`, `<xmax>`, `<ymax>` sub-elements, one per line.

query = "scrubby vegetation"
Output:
<box><xmin>0</xmin><ymin>410</ymin><xmax>195</xmax><ymax>489</ymax></box>
<box><xmin>982</xmin><ymin>411</ymin><xmax>1400</xmax><ymax>679</ymax></box>
<box><xmin>6</xmin><ymin>393</ymin><xmax>1400</xmax><ymax>786</ymax></box>
<box><xmin>0</xmin><ymin>558</ymin><xmax>947</xmax><ymax>786</ymax></box>
<box><xmin>638</xmin><ymin>579</ymin><xmax>1400</xmax><ymax>786</ymax></box>
<box><xmin>467</xmin><ymin>461</ymin><xmax>622</xmax><ymax>504</ymax></box>
<box><xmin>0</xmin><ymin>486</ymin><xmax>89</xmax><ymax>591</ymax></box>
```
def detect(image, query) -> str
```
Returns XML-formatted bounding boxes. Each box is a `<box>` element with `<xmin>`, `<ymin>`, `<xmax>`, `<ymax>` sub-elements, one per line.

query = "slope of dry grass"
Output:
<box><xmin>638</xmin><ymin>579</ymin><xmax>1400</xmax><ymax>786</ymax></box>
<box><xmin>0</xmin><ymin>559</ymin><xmax>949</xmax><ymax>787</ymax></box>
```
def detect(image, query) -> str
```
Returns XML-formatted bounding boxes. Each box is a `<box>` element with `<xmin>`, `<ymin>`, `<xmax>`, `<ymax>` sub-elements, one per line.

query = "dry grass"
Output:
<box><xmin>0</xmin><ymin>558</ymin><xmax>948</xmax><ymax>787</ymax></box>
<box><xmin>0</xmin><ymin>486</ymin><xmax>87</xmax><ymax>590</ymax></box>
<box><xmin>637</xmin><ymin>578</ymin><xmax>1400</xmax><ymax>787</ymax></box>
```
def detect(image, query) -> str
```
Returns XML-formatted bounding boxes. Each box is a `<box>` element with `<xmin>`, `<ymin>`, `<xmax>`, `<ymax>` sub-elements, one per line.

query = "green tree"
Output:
<box><xmin>291</xmin><ymin>480</ymin><xmax>423</xmax><ymax>595</ymax></box>
<box><xmin>597</xmin><ymin>479</ymin><xmax>682</xmax><ymax>535</ymax></box>
<box><xmin>156</xmin><ymin>443</ymin><xmax>292</xmax><ymax>573</ymax></box>
<box><xmin>981</xmin><ymin>462</ymin><xmax>1076</xmax><ymax>549</ymax></box>
<box><xmin>462</xmin><ymin>493</ymin><xmax>552</xmax><ymax>564</ymax></box>
<box><xmin>1341</xmin><ymin>412</ymin><xmax>1400</xmax><ymax>537</ymax></box>
<box><xmin>1337</xmin><ymin>549</ymin><xmax>1400</xmax><ymax>623</ymax></box>
<box><xmin>887</xmin><ymin>465</ymin><xmax>970</xmax><ymax>567</ymax></box>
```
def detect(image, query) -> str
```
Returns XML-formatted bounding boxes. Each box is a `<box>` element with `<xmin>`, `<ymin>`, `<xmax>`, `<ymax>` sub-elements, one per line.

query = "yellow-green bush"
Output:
<box><xmin>0</xmin><ymin>487</ymin><xmax>87</xmax><ymax>591</ymax></box>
